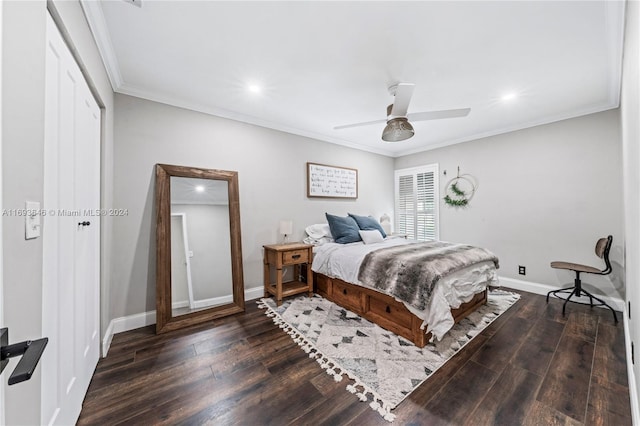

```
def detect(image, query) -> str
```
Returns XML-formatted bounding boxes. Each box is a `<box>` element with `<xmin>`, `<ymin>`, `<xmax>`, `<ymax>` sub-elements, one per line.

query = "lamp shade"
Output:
<box><xmin>382</xmin><ymin>118</ymin><xmax>414</xmax><ymax>142</ymax></box>
<box><xmin>279</xmin><ymin>220</ymin><xmax>293</xmax><ymax>235</ymax></box>
<box><xmin>379</xmin><ymin>213</ymin><xmax>392</xmax><ymax>235</ymax></box>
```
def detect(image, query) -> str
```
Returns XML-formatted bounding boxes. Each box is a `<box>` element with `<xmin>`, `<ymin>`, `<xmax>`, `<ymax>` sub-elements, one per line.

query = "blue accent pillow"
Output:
<box><xmin>348</xmin><ymin>213</ymin><xmax>387</xmax><ymax>238</ymax></box>
<box><xmin>325</xmin><ymin>213</ymin><xmax>362</xmax><ymax>244</ymax></box>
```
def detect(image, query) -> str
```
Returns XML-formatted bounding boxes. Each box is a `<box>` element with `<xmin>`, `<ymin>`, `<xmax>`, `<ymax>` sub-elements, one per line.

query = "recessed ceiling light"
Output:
<box><xmin>247</xmin><ymin>84</ymin><xmax>262</xmax><ymax>94</ymax></box>
<box><xmin>195</xmin><ymin>185</ymin><xmax>205</xmax><ymax>193</ymax></box>
<box><xmin>501</xmin><ymin>92</ymin><xmax>517</xmax><ymax>102</ymax></box>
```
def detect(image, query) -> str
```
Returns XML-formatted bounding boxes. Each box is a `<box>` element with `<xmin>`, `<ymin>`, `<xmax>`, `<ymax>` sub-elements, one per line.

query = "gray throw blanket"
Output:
<box><xmin>357</xmin><ymin>241</ymin><xmax>499</xmax><ymax>311</ymax></box>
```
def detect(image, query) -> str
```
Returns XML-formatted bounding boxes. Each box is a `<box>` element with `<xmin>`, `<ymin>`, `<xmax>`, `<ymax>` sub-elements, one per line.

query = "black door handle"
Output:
<box><xmin>77</xmin><ymin>221</ymin><xmax>91</xmax><ymax>227</ymax></box>
<box><xmin>0</xmin><ymin>328</ymin><xmax>48</xmax><ymax>385</ymax></box>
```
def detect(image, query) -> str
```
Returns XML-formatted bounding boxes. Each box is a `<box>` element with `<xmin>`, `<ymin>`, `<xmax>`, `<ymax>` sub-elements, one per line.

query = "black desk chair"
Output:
<box><xmin>546</xmin><ymin>235</ymin><xmax>617</xmax><ymax>323</ymax></box>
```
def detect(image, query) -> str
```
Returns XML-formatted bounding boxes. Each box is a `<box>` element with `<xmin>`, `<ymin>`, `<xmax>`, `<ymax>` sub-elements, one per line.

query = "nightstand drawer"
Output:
<box><xmin>282</xmin><ymin>249</ymin><xmax>309</xmax><ymax>265</ymax></box>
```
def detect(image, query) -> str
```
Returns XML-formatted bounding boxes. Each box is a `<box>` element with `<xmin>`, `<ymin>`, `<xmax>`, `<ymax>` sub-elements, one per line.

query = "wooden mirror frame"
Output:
<box><xmin>155</xmin><ymin>164</ymin><xmax>245</xmax><ymax>333</ymax></box>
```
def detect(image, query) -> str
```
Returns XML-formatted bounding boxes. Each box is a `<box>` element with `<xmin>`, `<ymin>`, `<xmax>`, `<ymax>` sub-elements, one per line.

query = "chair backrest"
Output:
<box><xmin>595</xmin><ymin>235</ymin><xmax>613</xmax><ymax>275</ymax></box>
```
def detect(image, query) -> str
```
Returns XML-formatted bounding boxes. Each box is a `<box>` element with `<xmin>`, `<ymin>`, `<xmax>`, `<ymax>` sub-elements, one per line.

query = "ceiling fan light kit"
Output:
<box><xmin>382</xmin><ymin>117</ymin><xmax>415</xmax><ymax>142</ymax></box>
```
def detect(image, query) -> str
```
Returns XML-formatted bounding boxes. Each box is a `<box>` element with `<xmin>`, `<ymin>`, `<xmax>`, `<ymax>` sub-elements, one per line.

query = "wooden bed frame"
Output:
<box><xmin>314</xmin><ymin>272</ymin><xmax>488</xmax><ymax>348</ymax></box>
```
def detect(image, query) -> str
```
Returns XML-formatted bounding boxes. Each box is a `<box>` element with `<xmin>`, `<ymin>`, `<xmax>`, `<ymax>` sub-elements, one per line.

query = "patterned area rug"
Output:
<box><xmin>258</xmin><ymin>289</ymin><xmax>520</xmax><ymax>421</ymax></box>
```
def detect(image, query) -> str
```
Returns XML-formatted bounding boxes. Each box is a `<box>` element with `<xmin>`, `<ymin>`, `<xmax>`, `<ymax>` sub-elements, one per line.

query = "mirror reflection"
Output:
<box><xmin>170</xmin><ymin>177</ymin><xmax>232</xmax><ymax>317</ymax></box>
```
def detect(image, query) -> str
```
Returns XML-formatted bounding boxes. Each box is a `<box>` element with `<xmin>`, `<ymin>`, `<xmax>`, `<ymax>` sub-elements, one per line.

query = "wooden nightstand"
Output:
<box><xmin>263</xmin><ymin>243</ymin><xmax>313</xmax><ymax>306</ymax></box>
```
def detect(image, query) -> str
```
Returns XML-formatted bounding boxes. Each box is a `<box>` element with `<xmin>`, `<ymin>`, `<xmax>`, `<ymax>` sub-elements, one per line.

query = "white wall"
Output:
<box><xmin>395</xmin><ymin>109</ymin><xmax>624</xmax><ymax>300</ymax></box>
<box><xmin>2</xmin><ymin>3</ymin><xmax>45</xmax><ymax>423</ymax></box>
<box><xmin>2</xmin><ymin>1</ymin><xmax>114</xmax><ymax>424</ymax></box>
<box><xmin>111</xmin><ymin>93</ymin><xmax>394</xmax><ymax>320</ymax></box>
<box><xmin>620</xmin><ymin>0</ymin><xmax>640</xmax><ymax>421</ymax></box>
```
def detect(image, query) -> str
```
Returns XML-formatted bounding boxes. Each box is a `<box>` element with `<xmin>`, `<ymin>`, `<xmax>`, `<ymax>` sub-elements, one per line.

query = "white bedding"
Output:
<box><xmin>311</xmin><ymin>238</ymin><xmax>499</xmax><ymax>341</ymax></box>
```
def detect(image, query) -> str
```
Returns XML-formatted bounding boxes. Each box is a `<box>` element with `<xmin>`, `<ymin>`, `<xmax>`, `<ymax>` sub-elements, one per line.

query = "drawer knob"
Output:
<box><xmin>292</xmin><ymin>254</ymin><xmax>301</xmax><ymax>259</ymax></box>
<box><xmin>343</xmin><ymin>289</ymin><xmax>347</xmax><ymax>295</ymax></box>
<box><xmin>385</xmin><ymin>305</ymin><xmax>391</xmax><ymax>314</ymax></box>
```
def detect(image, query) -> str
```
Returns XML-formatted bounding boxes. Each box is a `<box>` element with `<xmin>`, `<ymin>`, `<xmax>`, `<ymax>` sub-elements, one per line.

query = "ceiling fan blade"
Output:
<box><xmin>390</xmin><ymin>83</ymin><xmax>415</xmax><ymax>117</ymax></box>
<box><xmin>407</xmin><ymin>108</ymin><xmax>471</xmax><ymax>122</ymax></box>
<box><xmin>334</xmin><ymin>118</ymin><xmax>387</xmax><ymax>130</ymax></box>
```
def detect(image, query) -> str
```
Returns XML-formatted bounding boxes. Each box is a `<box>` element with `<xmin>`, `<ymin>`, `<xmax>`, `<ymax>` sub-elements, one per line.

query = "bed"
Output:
<box><xmin>310</xmin><ymin>236</ymin><xmax>499</xmax><ymax>348</ymax></box>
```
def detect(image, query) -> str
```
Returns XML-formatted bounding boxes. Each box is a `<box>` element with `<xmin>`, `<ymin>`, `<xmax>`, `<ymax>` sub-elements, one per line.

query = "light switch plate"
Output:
<box><xmin>25</xmin><ymin>201</ymin><xmax>41</xmax><ymax>240</ymax></box>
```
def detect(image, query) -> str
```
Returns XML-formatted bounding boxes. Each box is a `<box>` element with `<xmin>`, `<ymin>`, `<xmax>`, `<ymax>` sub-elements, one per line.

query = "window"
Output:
<box><xmin>394</xmin><ymin>164</ymin><xmax>439</xmax><ymax>241</ymax></box>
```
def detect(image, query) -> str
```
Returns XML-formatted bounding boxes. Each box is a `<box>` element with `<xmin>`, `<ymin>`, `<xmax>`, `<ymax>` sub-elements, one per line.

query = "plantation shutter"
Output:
<box><xmin>394</xmin><ymin>164</ymin><xmax>439</xmax><ymax>241</ymax></box>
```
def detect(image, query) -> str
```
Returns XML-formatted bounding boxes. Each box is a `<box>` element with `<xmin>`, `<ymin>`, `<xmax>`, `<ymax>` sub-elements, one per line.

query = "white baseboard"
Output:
<box><xmin>498</xmin><ymin>276</ymin><xmax>625</xmax><ymax>312</ymax></box>
<box><xmin>172</xmin><ymin>300</ymin><xmax>189</xmax><ymax>310</ymax></box>
<box><xmin>192</xmin><ymin>295</ymin><xmax>232</xmax><ymax>309</ymax></box>
<box><xmin>245</xmin><ymin>285</ymin><xmax>264</xmax><ymax>301</ymax></box>
<box><xmin>102</xmin><ymin>285</ymin><xmax>264</xmax><ymax>356</ymax></box>
<box><xmin>101</xmin><ymin>321</ymin><xmax>114</xmax><ymax>357</ymax></box>
<box><xmin>101</xmin><ymin>309</ymin><xmax>155</xmax><ymax>357</ymax></box>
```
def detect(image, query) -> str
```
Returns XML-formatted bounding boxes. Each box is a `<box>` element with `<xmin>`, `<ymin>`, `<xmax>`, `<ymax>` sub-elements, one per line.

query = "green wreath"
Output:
<box><xmin>444</xmin><ymin>176</ymin><xmax>475</xmax><ymax>207</ymax></box>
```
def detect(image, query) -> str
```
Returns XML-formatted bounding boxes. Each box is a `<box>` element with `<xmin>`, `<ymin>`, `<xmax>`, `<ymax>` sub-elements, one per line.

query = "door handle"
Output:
<box><xmin>0</xmin><ymin>328</ymin><xmax>48</xmax><ymax>385</ymax></box>
<box><xmin>77</xmin><ymin>221</ymin><xmax>91</xmax><ymax>227</ymax></box>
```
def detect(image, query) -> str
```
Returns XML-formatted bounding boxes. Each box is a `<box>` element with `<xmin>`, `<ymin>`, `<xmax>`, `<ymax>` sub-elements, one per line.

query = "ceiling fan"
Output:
<box><xmin>334</xmin><ymin>83</ymin><xmax>471</xmax><ymax>142</ymax></box>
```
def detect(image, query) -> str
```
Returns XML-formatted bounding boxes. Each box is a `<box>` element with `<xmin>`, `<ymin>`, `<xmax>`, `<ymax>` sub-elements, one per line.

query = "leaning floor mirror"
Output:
<box><xmin>155</xmin><ymin>164</ymin><xmax>245</xmax><ymax>333</ymax></box>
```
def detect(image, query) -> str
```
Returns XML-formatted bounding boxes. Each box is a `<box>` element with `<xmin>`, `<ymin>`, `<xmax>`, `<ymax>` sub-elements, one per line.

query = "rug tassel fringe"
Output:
<box><xmin>370</xmin><ymin>399</ymin><xmax>396</xmax><ymax>422</ymax></box>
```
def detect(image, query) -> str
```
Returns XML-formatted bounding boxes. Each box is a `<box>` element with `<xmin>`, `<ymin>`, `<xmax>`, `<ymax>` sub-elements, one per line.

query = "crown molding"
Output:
<box><xmin>605</xmin><ymin>0</ymin><xmax>625</xmax><ymax>107</ymax></box>
<box><xmin>393</xmin><ymin>102</ymin><xmax>620</xmax><ymax>158</ymax></box>
<box><xmin>80</xmin><ymin>0</ymin><xmax>123</xmax><ymax>91</ymax></box>
<box><xmin>116</xmin><ymin>82</ymin><xmax>396</xmax><ymax>157</ymax></box>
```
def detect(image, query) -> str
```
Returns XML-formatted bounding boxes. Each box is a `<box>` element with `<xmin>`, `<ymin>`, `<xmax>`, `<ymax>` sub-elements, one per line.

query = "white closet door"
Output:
<box><xmin>42</xmin><ymin>13</ymin><xmax>101</xmax><ymax>426</ymax></box>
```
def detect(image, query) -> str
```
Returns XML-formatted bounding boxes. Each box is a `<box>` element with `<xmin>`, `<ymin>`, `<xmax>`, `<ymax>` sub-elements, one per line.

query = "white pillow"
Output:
<box><xmin>305</xmin><ymin>223</ymin><xmax>332</xmax><ymax>239</ymax></box>
<box><xmin>303</xmin><ymin>236</ymin><xmax>334</xmax><ymax>246</ymax></box>
<box><xmin>359</xmin><ymin>229</ymin><xmax>384</xmax><ymax>244</ymax></box>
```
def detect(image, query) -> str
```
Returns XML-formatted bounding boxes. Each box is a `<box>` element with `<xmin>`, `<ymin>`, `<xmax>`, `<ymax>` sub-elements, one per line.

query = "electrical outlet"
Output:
<box><xmin>518</xmin><ymin>265</ymin><xmax>526</xmax><ymax>275</ymax></box>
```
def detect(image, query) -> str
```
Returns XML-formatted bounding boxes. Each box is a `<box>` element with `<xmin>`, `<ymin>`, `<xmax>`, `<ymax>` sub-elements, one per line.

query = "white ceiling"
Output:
<box><xmin>82</xmin><ymin>1</ymin><xmax>626</xmax><ymax>157</ymax></box>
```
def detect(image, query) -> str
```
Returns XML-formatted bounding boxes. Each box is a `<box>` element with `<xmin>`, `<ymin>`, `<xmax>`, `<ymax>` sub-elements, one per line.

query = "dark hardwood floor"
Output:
<box><xmin>77</xmin><ymin>289</ymin><xmax>632</xmax><ymax>425</ymax></box>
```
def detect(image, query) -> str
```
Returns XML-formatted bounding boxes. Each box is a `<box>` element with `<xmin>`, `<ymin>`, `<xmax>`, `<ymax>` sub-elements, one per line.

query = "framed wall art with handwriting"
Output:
<box><xmin>306</xmin><ymin>162</ymin><xmax>358</xmax><ymax>199</ymax></box>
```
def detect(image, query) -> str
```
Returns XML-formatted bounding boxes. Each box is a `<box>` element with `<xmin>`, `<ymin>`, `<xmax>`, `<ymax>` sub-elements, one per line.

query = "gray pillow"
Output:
<box><xmin>348</xmin><ymin>213</ymin><xmax>387</xmax><ymax>238</ymax></box>
<box><xmin>325</xmin><ymin>213</ymin><xmax>362</xmax><ymax>244</ymax></box>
